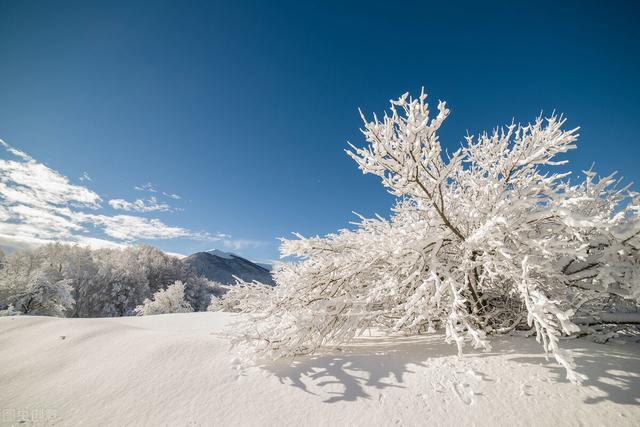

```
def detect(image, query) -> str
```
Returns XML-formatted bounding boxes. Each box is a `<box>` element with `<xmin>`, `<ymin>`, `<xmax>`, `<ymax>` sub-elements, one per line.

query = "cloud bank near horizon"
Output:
<box><xmin>0</xmin><ymin>140</ymin><xmax>230</xmax><ymax>252</ymax></box>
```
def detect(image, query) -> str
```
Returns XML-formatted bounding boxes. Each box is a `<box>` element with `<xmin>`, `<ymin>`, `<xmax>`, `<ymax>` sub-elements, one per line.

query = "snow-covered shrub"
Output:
<box><xmin>0</xmin><ymin>247</ymin><xmax>76</xmax><ymax>316</ymax></box>
<box><xmin>208</xmin><ymin>280</ymin><xmax>273</xmax><ymax>313</ymax></box>
<box><xmin>134</xmin><ymin>281</ymin><xmax>194</xmax><ymax>315</ymax></box>
<box><xmin>185</xmin><ymin>276</ymin><xmax>226</xmax><ymax>311</ymax></box>
<box><xmin>233</xmin><ymin>90</ymin><xmax>639</xmax><ymax>384</ymax></box>
<box><xmin>11</xmin><ymin>274</ymin><xmax>74</xmax><ymax>316</ymax></box>
<box><xmin>0</xmin><ymin>304</ymin><xmax>21</xmax><ymax>316</ymax></box>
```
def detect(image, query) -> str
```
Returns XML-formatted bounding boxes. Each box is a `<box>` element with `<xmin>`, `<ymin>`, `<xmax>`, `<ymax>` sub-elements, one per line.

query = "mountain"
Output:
<box><xmin>183</xmin><ymin>250</ymin><xmax>274</xmax><ymax>285</ymax></box>
<box><xmin>255</xmin><ymin>262</ymin><xmax>273</xmax><ymax>271</ymax></box>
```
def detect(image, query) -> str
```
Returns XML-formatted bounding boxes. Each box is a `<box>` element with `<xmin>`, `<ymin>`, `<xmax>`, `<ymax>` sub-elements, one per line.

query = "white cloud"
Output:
<box><xmin>0</xmin><ymin>141</ymin><xmax>225</xmax><ymax>251</ymax></box>
<box><xmin>0</xmin><ymin>150</ymin><xmax>101</xmax><ymax>209</ymax></box>
<box><xmin>108</xmin><ymin>196</ymin><xmax>171</xmax><ymax>213</ymax></box>
<box><xmin>135</xmin><ymin>182</ymin><xmax>182</xmax><ymax>201</ymax></box>
<box><xmin>221</xmin><ymin>239</ymin><xmax>266</xmax><ymax>251</ymax></box>
<box><xmin>0</xmin><ymin>231</ymin><xmax>125</xmax><ymax>253</ymax></box>
<box><xmin>79</xmin><ymin>171</ymin><xmax>92</xmax><ymax>182</ymax></box>
<box><xmin>134</xmin><ymin>182</ymin><xmax>157</xmax><ymax>193</ymax></box>
<box><xmin>86</xmin><ymin>214</ymin><xmax>193</xmax><ymax>240</ymax></box>
<box><xmin>3</xmin><ymin>146</ymin><xmax>33</xmax><ymax>161</ymax></box>
<box><xmin>162</xmin><ymin>192</ymin><xmax>181</xmax><ymax>200</ymax></box>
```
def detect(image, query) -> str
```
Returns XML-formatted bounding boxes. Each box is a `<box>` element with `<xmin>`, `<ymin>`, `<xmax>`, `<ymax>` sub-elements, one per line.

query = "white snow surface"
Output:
<box><xmin>1</xmin><ymin>312</ymin><xmax>639</xmax><ymax>426</ymax></box>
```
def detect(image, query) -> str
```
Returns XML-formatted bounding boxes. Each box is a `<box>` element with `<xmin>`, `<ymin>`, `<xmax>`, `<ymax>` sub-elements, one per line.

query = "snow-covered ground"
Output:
<box><xmin>1</xmin><ymin>313</ymin><xmax>639</xmax><ymax>426</ymax></box>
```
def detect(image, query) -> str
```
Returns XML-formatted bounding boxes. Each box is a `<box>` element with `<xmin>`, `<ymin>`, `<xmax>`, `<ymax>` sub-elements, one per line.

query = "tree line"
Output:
<box><xmin>0</xmin><ymin>244</ymin><xmax>224</xmax><ymax>317</ymax></box>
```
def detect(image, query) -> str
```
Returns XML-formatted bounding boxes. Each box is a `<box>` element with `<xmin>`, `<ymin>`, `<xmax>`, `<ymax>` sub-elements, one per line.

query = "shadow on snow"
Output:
<box><xmin>260</xmin><ymin>334</ymin><xmax>640</xmax><ymax>405</ymax></box>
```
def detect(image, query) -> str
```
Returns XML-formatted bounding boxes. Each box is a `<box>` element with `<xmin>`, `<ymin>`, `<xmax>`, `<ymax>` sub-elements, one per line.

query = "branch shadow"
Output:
<box><xmin>261</xmin><ymin>335</ymin><xmax>466</xmax><ymax>403</ymax></box>
<box><xmin>506</xmin><ymin>339</ymin><xmax>640</xmax><ymax>406</ymax></box>
<box><xmin>259</xmin><ymin>334</ymin><xmax>640</xmax><ymax>406</ymax></box>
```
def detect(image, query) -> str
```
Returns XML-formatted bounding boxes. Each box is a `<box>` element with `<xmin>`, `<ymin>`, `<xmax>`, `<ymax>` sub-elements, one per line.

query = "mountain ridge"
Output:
<box><xmin>183</xmin><ymin>250</ymin><xmax>274</xmax><ymax>285</ymax></box>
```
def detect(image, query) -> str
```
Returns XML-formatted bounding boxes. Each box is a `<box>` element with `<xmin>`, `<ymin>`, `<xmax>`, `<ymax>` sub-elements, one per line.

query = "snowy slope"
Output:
<box><xmin>0</xmin><ymin>313</ymin><xmax>639</xmax><ymax>426</ymax></box>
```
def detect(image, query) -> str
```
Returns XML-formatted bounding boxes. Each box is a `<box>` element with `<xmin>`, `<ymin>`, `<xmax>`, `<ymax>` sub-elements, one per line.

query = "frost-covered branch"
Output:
<box><xmin>232</xmin><ymin>90</ymin><xmax>639</xmax><ymax>384</ymax></box>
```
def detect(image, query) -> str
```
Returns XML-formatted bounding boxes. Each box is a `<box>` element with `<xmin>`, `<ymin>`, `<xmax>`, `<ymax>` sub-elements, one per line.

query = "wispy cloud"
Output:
<box><xmin>162</xmin><ymin>192</ymin><xmax>181</xmax><ymax>200</ymax></box>
<box><xmin>108</xmin><ymin>196</ymin><xmax>171</xmax><ymax>213</ymax></box>
<box><xmin>2</xmin><ymin>143</ymin><xmax>33</xmax><ymax>161</ymax></box>
<box><xmin>79</xmin><ymin>171</ymin><xmax>92</xmax><ymax>182</ymax></box>
<box><xmin>0</xmin><ymin>145</ymin><xmax>101</xmax><ymax>210</ymax></box>
<box><xmin>0</xmin><ymin>140</ymin><xmax>225</xmax><ymax>251</ymax></box>
<box><xmin>221</xmin><ymin>239</ymin><xmax>266</xmax><ymax>251</ymax></box>
<box><xmin>87</xmin><ymin>214</ymin><xmax>195</xmax><ymax>240</ymax></box>
<box><xmin>134</xmin><ymin>182</ymin><xmax>157</xmax><ymax>193</ymax></box>
<box><xmin>134</xmin><ymin>183</ymin><xmax>182</xmax><ymax>203</ymax></box>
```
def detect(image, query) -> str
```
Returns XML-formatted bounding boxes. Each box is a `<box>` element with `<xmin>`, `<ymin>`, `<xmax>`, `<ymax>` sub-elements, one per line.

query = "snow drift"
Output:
<box><xmin>1</xmin><ymin>312</ymin><xmax>639</xmax><ymax>426</ymax></box>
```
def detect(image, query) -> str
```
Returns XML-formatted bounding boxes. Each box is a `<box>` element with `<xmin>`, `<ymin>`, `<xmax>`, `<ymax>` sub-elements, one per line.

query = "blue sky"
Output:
<box><xmin>0</xmin><ymin>0</ymin><xmax>638</xmax><ymax>262</ymax></box>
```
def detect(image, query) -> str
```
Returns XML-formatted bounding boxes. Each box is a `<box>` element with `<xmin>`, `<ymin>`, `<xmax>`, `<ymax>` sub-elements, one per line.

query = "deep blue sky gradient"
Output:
<box><xmin>1</xmin><ymin>0</ymin><xmax>639</xmax><ymax>261</ymax></box>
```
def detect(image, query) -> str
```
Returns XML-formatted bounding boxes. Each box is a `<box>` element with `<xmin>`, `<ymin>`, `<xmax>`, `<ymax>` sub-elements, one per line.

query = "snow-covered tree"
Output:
<box><xmin>0</xmin><ymin>244</ymin><xmax>218</xmax><ymax>317</ymax></box>
<box><xmin>233</xmin><ymin>90</ymin><xmax>640</xmax><ymax>383</ymax></box>
<box><xmin>134</xmin><ymin>280</ymin><xmax>194</xmax><ymax>315</ymax></box>
<box><xmin>4</xmin><ymin>273</ymin><xmax>74</xmax><ymax>316</ymax></box>
<box><xmin>208</xmin><ymin>280</ymin><xmax>273</xmax><ymax>313</ymax></box>
<box><xmin>0</xmin><ymin>246</ymin><xmax>76</xmax><ymax>316</ymax></box>
<box><xmin>185</xmin><ymin>275</ymin><xmax>225</xmax><ymax>311</ymax></box>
